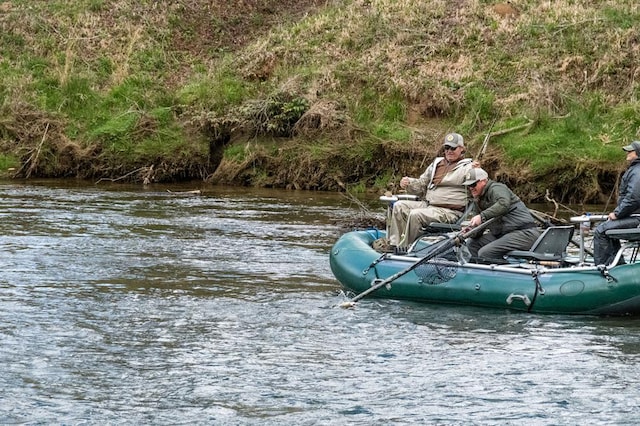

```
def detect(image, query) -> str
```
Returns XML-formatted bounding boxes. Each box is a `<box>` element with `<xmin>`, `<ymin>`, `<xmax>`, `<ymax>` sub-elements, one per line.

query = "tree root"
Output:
<box><xmin>95</xmin><ymin>166</ymin><xmax>150</xmax><ymax>184</ymax></box>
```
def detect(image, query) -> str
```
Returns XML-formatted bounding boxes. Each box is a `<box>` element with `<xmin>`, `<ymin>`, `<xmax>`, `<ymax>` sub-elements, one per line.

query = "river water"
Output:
<box><xmin>2</xmin><ymin>181</ymin><xmax>640</xmax><ymax>425</ymax></box>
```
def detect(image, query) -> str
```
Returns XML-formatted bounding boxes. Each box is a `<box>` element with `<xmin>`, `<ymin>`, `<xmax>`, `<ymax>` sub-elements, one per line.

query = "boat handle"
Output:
<box><xmin>506</xmin><ymin>293</ymin><xmax>531</xmax><ymax>307</ymax></box>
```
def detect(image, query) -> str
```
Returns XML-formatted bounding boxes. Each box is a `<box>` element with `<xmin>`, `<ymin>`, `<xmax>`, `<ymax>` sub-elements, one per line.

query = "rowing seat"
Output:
<box><xmin>506</xmin><ymin>225</ymin><xmax>575</xmax><ymax>265</ymax></box>
<box><xmin>605</xmin><ymin>228</ymin><xmax>640</xmax><ymax>264</ymax></box>
<box><xmin>605</xmin><ymin>228</ymin><xmax>640</xmax><ymax>242</ymax></box>
<box><xmin>408</xmin><ymin>204</ymin><xmax>473</xmax><ymax>257</ymax></box>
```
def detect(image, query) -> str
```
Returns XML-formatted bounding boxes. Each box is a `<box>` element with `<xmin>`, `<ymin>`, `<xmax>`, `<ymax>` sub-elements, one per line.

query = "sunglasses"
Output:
<box><xmin>468</xmin><ymin>181</ymin><xmax>479</xmax><ymax>189</ymax></box>
<box><xmin>444</xmin><ymin>145</ymin><xmax>458</xmax><ymax>151</ymax></box>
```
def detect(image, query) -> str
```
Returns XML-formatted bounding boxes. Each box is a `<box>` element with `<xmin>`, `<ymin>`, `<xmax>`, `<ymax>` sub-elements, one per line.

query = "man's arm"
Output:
<box><xmin>614</xmin><ymin>166</ymin><xmax>640</xmax><ymax>219</ymax></box>
<box><xmin>479</xmin><ymin>184</ymin><xmax>511</xmax><ymax>221</ymax></box>
<box><xmin>405</xmin><ymin>159</ymin><xmax>438</xmax><ymax>195</ymax></box>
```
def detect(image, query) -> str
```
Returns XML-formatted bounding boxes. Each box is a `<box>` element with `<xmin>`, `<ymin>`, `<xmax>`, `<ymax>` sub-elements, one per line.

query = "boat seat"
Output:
<box><xmin>605</xmin><ymin>228</ymin><xmax>640</xmax><ymax>241</ymax></box>
<box><xmin>605</xmin><ymin>228</ymin><xmax>640</xmax><ymax>264</ymax></box>
<box><xmin>408</xmin><ymin>204</ymin><xmax>473</xmax><ymax>257</ymax></box>
<box><xmin>421</xmin><ymin>222</ymin><xmax>462</xmax><ymax>233</ymax></box>
<box><xmin>506</xmin><ymin>225</ymin><xmax>575</xmax><ymax>264</ymax></box>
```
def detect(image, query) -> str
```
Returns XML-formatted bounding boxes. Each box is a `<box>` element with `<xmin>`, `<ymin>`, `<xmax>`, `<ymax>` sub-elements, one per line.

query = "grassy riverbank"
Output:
<box><xmin>1</xmin><ymin>0</ymin><xmax>639</xmax><ymax>203</ymax></box>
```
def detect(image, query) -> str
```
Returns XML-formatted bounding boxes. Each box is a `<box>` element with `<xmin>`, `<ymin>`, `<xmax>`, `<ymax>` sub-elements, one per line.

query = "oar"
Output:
<box><xmin>339</xmin><ymin>217</ymin><xmax>496</xmax><ymax>308</ymax></box>
<box><xmin>528</xmin><ymin>208</ymin><xmax>567</xmax><ymax>227</ymax></box>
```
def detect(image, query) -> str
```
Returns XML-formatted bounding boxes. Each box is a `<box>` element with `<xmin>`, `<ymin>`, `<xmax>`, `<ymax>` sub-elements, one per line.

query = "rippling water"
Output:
<box><xmin>2</xmin><ymin>181</ymin><xmax>640</xmax><ymax>424</ymax></box>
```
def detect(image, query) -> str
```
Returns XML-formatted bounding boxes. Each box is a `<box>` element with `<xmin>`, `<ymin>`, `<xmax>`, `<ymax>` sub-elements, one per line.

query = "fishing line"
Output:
<box><xmin>601</xmin><ymin>173</ymin><xmax>620</xmax><ymax>215</ymax></box>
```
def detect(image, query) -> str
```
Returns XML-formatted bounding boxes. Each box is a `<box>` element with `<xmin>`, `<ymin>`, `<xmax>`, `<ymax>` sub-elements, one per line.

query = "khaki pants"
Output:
<box><xmin>388</xmin><ymin>200</ymin><xmax>462</xmax><ymax>247</ymax></box>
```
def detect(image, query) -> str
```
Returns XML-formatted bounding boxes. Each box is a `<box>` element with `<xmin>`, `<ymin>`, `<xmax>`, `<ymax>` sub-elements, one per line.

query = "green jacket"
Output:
<box><xmin>473</xmin><ymin>180</ymin><xmax>536</xmax><ymax>237</ymax></box>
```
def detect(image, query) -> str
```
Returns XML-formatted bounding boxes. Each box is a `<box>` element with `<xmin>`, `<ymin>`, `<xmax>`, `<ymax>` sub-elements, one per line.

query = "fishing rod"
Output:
<box><xmin>477</xmin><ymin>118</ymin><xmax>497</xmax><ymax>162</ymax></box>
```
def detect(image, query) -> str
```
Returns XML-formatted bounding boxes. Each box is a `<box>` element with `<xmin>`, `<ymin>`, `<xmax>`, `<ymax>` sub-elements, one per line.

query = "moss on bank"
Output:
<box><xmin>1</xmin><ymin>0</ymin><xmax>640</xmax><ymax>203</ymax></box>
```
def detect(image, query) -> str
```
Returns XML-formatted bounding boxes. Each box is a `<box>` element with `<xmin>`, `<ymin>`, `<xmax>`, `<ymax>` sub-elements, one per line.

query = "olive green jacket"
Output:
<box><xmin>473</xmin><ymin>180</ymin><xmax>536</xmax><ymax>237</ymax></box>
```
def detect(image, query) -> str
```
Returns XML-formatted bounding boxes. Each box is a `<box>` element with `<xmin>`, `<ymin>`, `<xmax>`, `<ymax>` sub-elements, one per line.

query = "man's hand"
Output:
<box><xmin>399</xmin><ymin>176</ymin><xmax>410</xmax><ymax>189</ymax></box>
<box><xmin>469</xmin><ymin>214</ymin><xmax>483</xmax><ymax>227</ymax></box>
<box><xmin>608</xmin><ymin>212</ymin><xmax>618</xmax><ymax>220</ymax></box>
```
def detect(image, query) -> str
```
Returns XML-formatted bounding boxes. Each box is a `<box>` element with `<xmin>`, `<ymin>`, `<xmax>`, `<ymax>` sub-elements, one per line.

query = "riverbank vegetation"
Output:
<box><xmin>1</xmin><ymin>0</ymin><xmax>639</xmax><ymax>203</ymax></box>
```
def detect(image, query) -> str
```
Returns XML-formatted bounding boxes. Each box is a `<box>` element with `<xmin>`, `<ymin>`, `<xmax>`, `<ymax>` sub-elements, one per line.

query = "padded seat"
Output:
<box><xmin>605</xmin><ymin>228</ymin><xmax>640</xmax><ymax>241</ymax></box>
<box><xmin>605</xmin><ymin>228</ymin><xmax>640</xmax><ymax>265</ymax></box>
<box><xmin>506</xmin><ymin>225</ymin><xmax>575</xmax><ymax>263</ymax></box>
<box><xmin>409</xmin><ymin>204</ymin><xmax>471</xmax><ymax>255</ymax></box>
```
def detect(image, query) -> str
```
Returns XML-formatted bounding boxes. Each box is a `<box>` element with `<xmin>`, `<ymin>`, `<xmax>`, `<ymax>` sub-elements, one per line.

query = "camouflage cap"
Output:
<box><xmin>463</xmin><ymin>168</ymin><xmax>489</xmax><ymax>186</ymax></box>
<box><xmin>444</xmin><ymin>132</ymin><xmax>464</xmax><ymax>148</ymax></box>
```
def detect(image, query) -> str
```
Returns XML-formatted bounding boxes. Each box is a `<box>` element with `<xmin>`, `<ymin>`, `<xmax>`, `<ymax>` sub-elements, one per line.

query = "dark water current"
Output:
<box><xmin>2</xmin><ymin>181</ymin><xmax>640</xmax><ymax>425</ymax></box>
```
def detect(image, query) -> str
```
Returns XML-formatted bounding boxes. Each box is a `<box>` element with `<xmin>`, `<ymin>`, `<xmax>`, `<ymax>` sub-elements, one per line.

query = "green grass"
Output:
<box><xmin>2</xmin><ymin>0</ymin><xmax>640</xmax><ymax>196</ymax></box>
<box><xmin>223</xmin><ymin>144</ymin><xmax>248</xmax><ymax>162</ymax></box>
<box><xmin>372</xmin><ymin>122</ymin><xmax>411</xmax><ymax>142</ymax></box>
<box><xmin>497</xmin><ymin>93</ymin><xmax>639</xmax><ymax>174</ymax></box>
<box><xmin>0</xmin><ymin>154</ymin><xmax>19</xmax><ymax>171</ymax></box>
<box><xmin>177</xmin><ymin>69</ymin><xmax>253</xmax><ymax>110</ymax></box>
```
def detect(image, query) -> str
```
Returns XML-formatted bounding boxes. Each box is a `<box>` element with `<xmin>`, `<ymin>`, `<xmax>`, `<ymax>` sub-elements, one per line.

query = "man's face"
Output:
<box><xmin>626</xmin><ymin>150</ymin><xmax>638</xmax><ymax>162</ymax></box>
<box><xmin>444</xmin><ymin>144</ymin><xmax>463</xmax><ymax>161</ymax></box>
<box><xmin>467</xmin><ymin>179</ymin><xmax>486</xmax><ymax>197</ymax></box>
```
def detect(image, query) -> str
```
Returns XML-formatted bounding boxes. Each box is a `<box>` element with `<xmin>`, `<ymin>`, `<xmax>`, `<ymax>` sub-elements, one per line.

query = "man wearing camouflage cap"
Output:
<box><xmin>463</xmin><ymin>167</ymin><xmax>540</xmax><ymax>263</ymax></box>
<box><xmin>385</xmin><ymin>132</ymin><xmax>474</xmax><ymax>254</ymax></box>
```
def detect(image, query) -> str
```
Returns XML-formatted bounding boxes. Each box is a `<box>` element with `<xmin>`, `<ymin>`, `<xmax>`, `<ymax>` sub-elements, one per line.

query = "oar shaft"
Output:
<box><xmin>341</xmin><ymin>218</ymin><xmax>496</xmax><ymax>307</ymax></box>
<box><xmin>349</xmin><ymin>239</ymin><xmax>457</xmax><ymax>303</ymax></box>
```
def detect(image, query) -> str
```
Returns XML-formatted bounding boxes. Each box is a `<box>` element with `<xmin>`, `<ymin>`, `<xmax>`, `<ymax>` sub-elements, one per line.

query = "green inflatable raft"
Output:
<box><xmin>330</xmin><ymin>225</ymin><xmax>640</xmax><ymax>316</ymax></box>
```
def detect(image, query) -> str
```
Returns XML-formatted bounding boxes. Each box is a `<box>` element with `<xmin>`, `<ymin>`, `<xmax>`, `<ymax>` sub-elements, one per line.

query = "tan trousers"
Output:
<box><xmin>388</xmin><ymin>200</ymin><xmax>462</xmax><ymax>247</ymax></box>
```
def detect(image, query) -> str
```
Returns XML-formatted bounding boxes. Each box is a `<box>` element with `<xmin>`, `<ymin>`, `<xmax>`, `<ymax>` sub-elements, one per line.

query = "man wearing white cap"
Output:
<box><xmin>463</xmin><ymin>167</ymin><xmax>540</xmax><ymax>263</ymax></box>
<box><xmin>593</xmin><ymin>140</ymin><xmax>640</xmax><ymax>265</ymax></box>
<box><xmin>385</xmin><ymin>132</ymin><xmax>473</xmax><ymax>253</ymax></box>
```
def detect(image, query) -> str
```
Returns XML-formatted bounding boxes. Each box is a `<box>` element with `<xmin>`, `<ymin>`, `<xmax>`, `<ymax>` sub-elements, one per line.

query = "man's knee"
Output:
<box><xmin>404</xmin><ymin>209</ymin><xmax>426</xmax><ymax>226</ymax></box>
<box><xmin>477</xmin><ymin>246</ymin><xmax>491</xmax><ymax>259</ymax></box>
<box><xmin>393</xmin><ymin>201</ymin><xmax>415</xmax><ymax>218</ymax></box>
<box><xmin>406</xmin><ymin>209</ymin><xmax>424</xmax><ymax>219</ymax></box>
<box><xmin>593</xmin><ymin>223</ymin><xmax>607</xmax><ymax>237</ymax></box>
<box><xmin>391</xmin><ymin>204</ymin><xmax>404</xmax><ymax>216</ymax></box>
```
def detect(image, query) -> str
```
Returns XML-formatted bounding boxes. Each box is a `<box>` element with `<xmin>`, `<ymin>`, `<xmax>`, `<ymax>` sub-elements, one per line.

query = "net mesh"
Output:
<box><xmin>414</xmin><ymin>246</ymin><xmax>459</xmax><ymax>285</ymax></box>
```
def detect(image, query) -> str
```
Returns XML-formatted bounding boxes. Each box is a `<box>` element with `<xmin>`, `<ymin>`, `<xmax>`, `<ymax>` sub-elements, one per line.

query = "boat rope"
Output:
<box><xmin>528</xmin><ymin>270</ymin><xmax>545</xmax><ymax>313</ymax></box>
<box><xmin>362</xmin><ymin>252</ymin><xmax>387</xmax><ymax>278</ymax></box>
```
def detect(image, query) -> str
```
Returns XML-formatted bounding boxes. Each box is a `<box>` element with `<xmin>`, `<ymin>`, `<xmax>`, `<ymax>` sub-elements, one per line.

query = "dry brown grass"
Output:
<box><xmin>0</xmin><ymin>101</ymin><xmax>96</xmax><ymax>178</ymax></box>
<box><xmin>2</xmin><ymin>0</ymin><xmax>640</xmax><ymax>201</ymax></box>
<box><xmin>234</xmin><ymin>0</ymin><xmax>640</xmax><ymax>119</ymax></box>
<box><xmin>293</xmin><ymin>100</ymin><xmax>346</xmax><ymax>137</ymax></box>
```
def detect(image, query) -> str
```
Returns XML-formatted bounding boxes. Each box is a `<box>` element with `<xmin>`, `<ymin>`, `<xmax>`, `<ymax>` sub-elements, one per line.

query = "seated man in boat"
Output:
<box><xmin>385</xmin><ymin>132</ymin><xmax>474</xmax><ymax>254</ymax></box>
<box><xmin>593</xmin><ymin>140</ymin><xmax>640</xmax><ymax>265</ymax></box>
<box><xmin>463</xmin><ymin>168</ymin><xmax>540</xmax><ymax>263</ymax></box>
